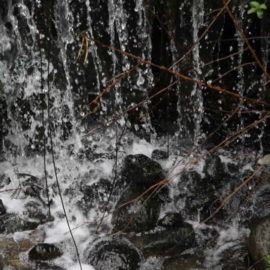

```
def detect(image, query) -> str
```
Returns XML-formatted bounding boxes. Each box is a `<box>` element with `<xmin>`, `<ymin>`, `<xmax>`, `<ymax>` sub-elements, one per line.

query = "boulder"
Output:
<box><xmin>252</xmin><ymin>185</ymin><xmax>270</xmax><ymax>219</ymax></box>
<box><xmin>176</xmin><ymin>154</ymin><xmax>237</xmax><ymax>221</ymax></box>
<box><xmin>157</xmin><ymin>212</ymin><xmax>184</xmax><ymax>228</ymax></box>
<box><xmin>0</xmin><ymin>213</ymin><xmax>39</xmax><ymax>233</ymax></box>
<box><xmin>112</xmin><ymin>185</ymin><xmax>162</xmax><ymax>233</ymax></box>
<box><xmin>248</xmin><ymin>217</ymin><xmax>270</xmax><ymax>270</ymax></box>
<box><xmin>29</xmin><ymin>243</ymin><xmax>63</xmax><ymax>261</ymax></box>
<box><xmin>86</xmin><ymin>236</ymin><xmax>143</xmax><ymax>270</ymax></box>
<box><xmin>0</xmin><ymin>234</ymin><xmax>42</xmax><ymax>270</ymax></box>
<box><xmin>78</xmin><ymin>178</ymin><xmax>112</xmax><ymax>214</ymax></box>
<box><xmin>0</xmin><ymin>199</ymin><xmax>6</xmax><ymax>215</ymax></box>
<box><xmin>112</xmin><ymin>154</ymin><xmax>168</xmax><ymax>233</ymax></box>
<box><xmin>161</xmin><ymin>254</ymin><xmax>204</xmax><ymax>270</ymax></box>
<box><xmin>121</xmin><ymin>154</ymin><xmax>165</xmax><ymax>187</ymax></box>
<box><xmin>151</xmin><ymin>149</ymin><xmax>169</xmax><ymax>160</ymax></box>
<box><xmin>129</xmin><ymin>223</ymin><xmax>195</xmax><ymax>257</ymax></box>
<box><xmin>24</xmin><ymin>200</ymin><xmax>50</xmax><ymax>224</ymax></box>
<box><xmin>0</xmin><ymin>174</ymin><xmax>11</xmax><ymax>188</ymax></box>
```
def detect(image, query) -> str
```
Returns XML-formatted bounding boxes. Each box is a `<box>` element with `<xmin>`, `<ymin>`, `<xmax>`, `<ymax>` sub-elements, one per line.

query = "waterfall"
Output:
<box><xmin>192</xmin><ymin>0</ymin><xmax>204</xmax><ymax>145</ymax></box>
<box><xmin>1</xmin><ymin>1</ymin><xmax>270</xmax><ymax>269</ymax></box>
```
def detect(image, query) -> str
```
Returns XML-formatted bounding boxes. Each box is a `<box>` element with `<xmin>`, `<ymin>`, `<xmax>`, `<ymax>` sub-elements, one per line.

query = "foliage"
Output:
<box><xmin>248</xmin><ymin>1</ymin><xmax>267</xmax><ymax>19</ymax></box>
<box><xmin>264</xmin><ymin>255</ymin><xmax>270</xmax><ymax>270</ymax></box>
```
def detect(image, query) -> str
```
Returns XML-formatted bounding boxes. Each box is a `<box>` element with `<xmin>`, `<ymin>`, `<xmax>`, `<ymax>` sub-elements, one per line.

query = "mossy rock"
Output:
<box><xmin>249</xmin><ymin>217</ymin><xmax>270</xmax><ymax>270</ymax></box>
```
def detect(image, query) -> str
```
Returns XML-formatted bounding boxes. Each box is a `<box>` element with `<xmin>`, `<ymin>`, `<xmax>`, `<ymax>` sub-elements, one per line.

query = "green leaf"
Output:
<box><xmin>250</xmin><ymin>1</ymin><xmax>260</xmax><ymax>8</ymax></box>
<box><xmin>260</xmin><ymin>3</ymin><xmax>267</xmax><ymax>10</ymax></box>
<box><xmin>248</xmin><ymin>7</ymin><xmax>257</xmax><ymax>14</ymax></box>
<box><xmin>256</xmin><ymin>10</ymin><xmax>264</xmax><ymax>18</ymax></box>
<box><xmin>264</xmin><ymin>255</ymin><xmax>270</xmax><ymax>267</ymax></box>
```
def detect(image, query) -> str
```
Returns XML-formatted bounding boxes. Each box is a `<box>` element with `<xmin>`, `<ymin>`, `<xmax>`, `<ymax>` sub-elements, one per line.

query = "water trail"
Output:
<box><xmin>55</xmin><ymin>0</ymin><xmax>82</xmax><ymax>151</ymax></box>
<box><xmin>86</xmin><ymin>0</ymin><xmax>105</xmax><ymax>93</ymax></box>
<box><xmin>108</xmin><ymin>0</ymin><xmax>128</xmax><ymax>117</ymax></box>
<box><xmin>192</xmin><ymin>0</ymin><xmax>204</xmax><ymax>145</ymax></box>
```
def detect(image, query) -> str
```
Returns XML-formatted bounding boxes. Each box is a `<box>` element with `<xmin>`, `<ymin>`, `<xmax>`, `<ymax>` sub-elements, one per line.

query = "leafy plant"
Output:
<box><xmin>264</xmin><ymin>255</ymin><xmax>270</xmax><ymax>270</ymax></box>
<box><xmin>248</xmin><ymin>1</ymin><xmax>267</xmax><ymax>19</ymax></box>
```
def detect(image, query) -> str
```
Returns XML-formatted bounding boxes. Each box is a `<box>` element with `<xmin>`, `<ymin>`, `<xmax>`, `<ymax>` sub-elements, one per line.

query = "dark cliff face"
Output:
<box><xmin>0</xmin><ymin>0</ymin><xmax>270</xmax><ymax>157</ymax></box>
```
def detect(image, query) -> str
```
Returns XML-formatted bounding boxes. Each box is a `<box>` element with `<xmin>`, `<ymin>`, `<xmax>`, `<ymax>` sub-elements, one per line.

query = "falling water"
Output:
<box><xmin>1</xmin><ymin>1</ymin><xmax>270</xmax><ymax>269</ymax></box>
<box><xmin>191</xmin><ymin>0</ymin><xmax>204</xmax><ymax>145</ymax></box>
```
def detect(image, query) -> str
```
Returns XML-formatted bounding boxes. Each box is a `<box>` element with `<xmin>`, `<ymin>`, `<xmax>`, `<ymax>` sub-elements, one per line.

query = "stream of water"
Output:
<box><xmin>0</xmin><ymin>1</ymin><xmax>269</xmax><ymax>269</ymax></box>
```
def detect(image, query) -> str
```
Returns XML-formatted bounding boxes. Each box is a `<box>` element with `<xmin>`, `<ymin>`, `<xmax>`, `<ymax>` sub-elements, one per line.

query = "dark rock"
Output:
<box><xmin>24</xmin><ymin>200</ymin><xmax>49</xmax><ymax>223</ymax></box>
<box><xmin>78</xmin><ymin>178</ymin><xmax>112</xmax><ymax>214</ymax></box>
<box><xmin>176</xmin><ymin>154</ymin><xmax>237</xmax><ymax>221</ymax></box>
<box><xmin>112</xmin><ymin>185</ymin><xmax>163</xmax><ymax>233</ymax></box>
<box><xmin>0</xmin><ymin>0</ymin><xmax>9</xmax><ymax>23</ymax></box>
<box><xmin>204</xmin><ymin>154</ymin><xmax>226</xmax><ymax>181</ymax></box>
<box><xmin>252</xmin><ymin>185</ymin><xmax>270</xmax><ymax>219</ymax></box>
<box><xmin>29</xmin><ymin>243</ymin><xmax>62</xmax><ymax>261</ymax></box>
<box><xmin>19</xmin><ymin>174</ymin><xmax>43</xmax><ymax>198</ymax></box>
<box><xmin>248</xmin><ymin>217</ymin><xmax>270</xmax><ymax>270</ymax></box>
<box><xmin>35</xmin><ymin>262</ymin><xmax>65</xmax><ymax>270</ymax></box>
<box><xmin>0</xmin><ymin>199</ymin><xmax>6</xmax><ymax>215</ymax></box>
<box><xmin>129</xmin><ymin>223</ymin><xmax>195</xmax><ymax>257</ymax></box>
<box><xmin>121</xmin><ymin>154</ymin><xmax>165</xmax><ymax>187</ymax></box>
<box><xmin>17</xmin><ymin>173</ymin><xmax>53</xmax><ymax>207</ymax></box>
<box><xmin>0</xmin><ymin>213</ymin><xmax>39</xmax><ymax>233</ymax></box>
<box><xmin>0</xmin><ymin>255</ymin><xmax>3</xmax><ymax>270</ymax></box>
<box><xmin>0</xmin><ymin>174</ymin><xmax>11</xmax><ymax>188</ymax></box>
<box><xmin>177</xmin><ymin>169</ymin><xmax>219</xmax><ymax>220</ymax></box>
<box><xmin>112</xmin><ymin>154</ymin><xmax>168</xmax><ymax>233</ymax></box>
<box><xmin>86</xmin><ymin>236</ymin><xmax>143</xmax><ymax>270</ymax></box>
<box><xmin>157</xmin><ymin>212</ymin><xmax>184</xmax><ymax>228</ymax></box>
<box><xmin>161</xmin><ymin>254</ymin><xmax>204</xmax><ymax>270</ymax></box>
<box><xmin>207</xmin><ymin>240</ymin><xmax>248</xmax><ymax>270</ymax></box>
<box><xmin>151</xmin><ymin>149</ymin><xmax>169</xmax><ymax>160</ymax></box>
<box><xmin>0</xmin><ymin>219</ymin><xmax>4</xmax><ymax>233</ymax></box>
<box><xmin>0</xmin><ymin>235</ymin><xmax>40</xmax><ymax>269</ymax></box>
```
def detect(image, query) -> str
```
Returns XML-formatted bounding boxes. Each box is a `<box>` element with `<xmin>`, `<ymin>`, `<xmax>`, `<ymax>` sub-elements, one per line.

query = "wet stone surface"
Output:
<box><xmin>112</xmin><ymin>154</ymin><xmax>167</xmax><ymax>233</ymax></box>
<box><xmin>86</xmin><ymin>236</ymin><xmax>143</xmax><ymax>270</ymax></box>
<box><xmin>0</xmin><ymin>199</ymin><xmax>6</xmax><ymax>215</ymax></box>
<box><xmin>0</xmin><ymin>213</ymin><xmax>39</xmax><ymax>234</ymax></box>
<box><xmin>249</xmin><ymin>217</ymin><xmax>270</xmax><ymax>270</ymax></box>
<box><xmin>29</xmin><ymin>243</ymin><xmax>63</xmax><ymax>261</ymax></box>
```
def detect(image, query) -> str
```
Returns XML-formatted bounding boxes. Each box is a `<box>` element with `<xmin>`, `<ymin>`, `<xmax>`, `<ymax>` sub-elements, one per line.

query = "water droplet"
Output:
<box><xmin>137</xmin><ymin>74</ymin><xmax>145</xmax><ymax>87</ymax></box>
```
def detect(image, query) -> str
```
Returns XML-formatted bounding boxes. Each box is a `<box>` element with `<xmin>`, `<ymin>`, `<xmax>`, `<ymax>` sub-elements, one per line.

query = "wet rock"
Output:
<box><xmin>177</xmin><ymin>169</ymin><xmax>219</xmax><ymax>220</ymax></box>
<box><xmin>24</xmin><ymin>200</ymin><xmax>50</xmax><ymax>223</ymax></box>
<box><xmin>0</xmin><ymin>213</ymin><xmax>39</xmax><ymax>233</ymax></box>
<box><xmin>203</xmin><ymin>154</ymin><xmax>227</xmax><ymax>181</ymax></box>
<box><xmin>112</xmin><ymin>184</ymin><xmax>164</xmax><ymax>233</ymax></box>
<box><xmin>248</xmin><ymin>217</ymin><xmax>270</xmax><ymax>270</ymax></box>
<box><xmin>162</xmin><ymin>254</ymin><xmax>204</xmax><ymax>270</ymax></box>
<box><xmin>129</xmin><ymin>223</ymin><xmax>195</xmax><ymax>257</ymax></box>
<box><xmin>0</xmin><ymin>199</ymin><xmax>6</xmax><ymax>215</ymax></box>
<box><xmin>151</xmin><ymin>149</ymin><xmax>168</xmax><ymax>160</ymax></box>
<box><xmin>157</xmin><ymin>212</ymin><xmax>184</xmax><ymax>228</ymax></box>
<box><xmin>121</xmin><ymin>154</ymin><xmax>165</xmax><ymax>187</ymax></box>
<box><xmin>79</xmin><ymin>178</ymin><xmax>112</xmax><ymax>214</ymax></box>
<box><xmin>208</xmin><ymin>239</ymin><xmax>249</xmax><ymax>270</ymax></box>
<box><xmin>176</xmin><ymin>154</ymin><xmax>236</xmax><ymax>221</ymax></box>
<box><xmin>16</xmin><ymin>173</ymin><xmax>54</xmax><ymax>209</ymax></box>
<box><xmin>112</xmin><ymin>154</ymin><xmax>167</xmax><ymax>233</ymax></box>
<box><xmin>0</xmin><ymin>173</ymin><xmax>11</xmax><ymax>188</ymax></box>
<box><xmin>18</xmin><ymin>173</ymin><xmax>43</xmax><ymax>197</ymax></box>
<box><xmin>252</xmin><ymin>185</ymin><xmax>270</xmax><ymax>219</ymax></box>
<box><xmin>0</xmin><ymin>236</ymin><xmax>35</xmax><ymax>270</ymax></box>
<box><xmin>0</xmin><ymin>256</ymin><xmax>3</xmax><ymax>270</ymax></box>
<box><xmin>34</xmin><ymin>262</ymin><xmax>65</xmax><ymax>270</ymax></box>
<box><xmin>29</xmin><ymin>243</ymin><xmax>63</xmax><ymax>261</ymax></box>
<box><xmin>86</xmin><ymin>236</ymin><xmax>143</xmax><ymax>270</ymax></box>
